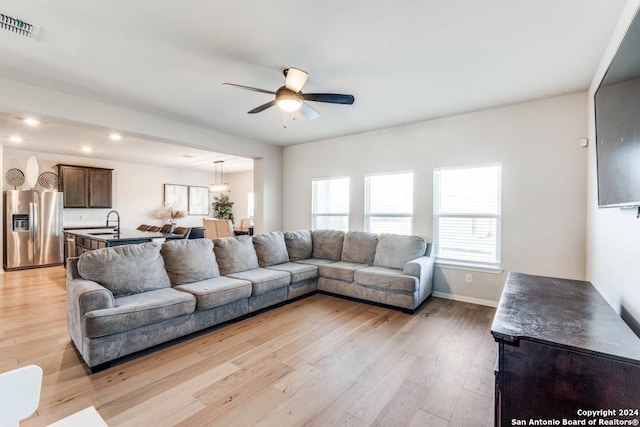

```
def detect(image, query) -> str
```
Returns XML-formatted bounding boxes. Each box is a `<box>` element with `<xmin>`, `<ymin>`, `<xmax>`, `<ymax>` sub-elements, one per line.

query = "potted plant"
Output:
<box><xmin>212</xmin><ymin>194</ymin><xmax>234</xmax><ymax>223</ymax></box>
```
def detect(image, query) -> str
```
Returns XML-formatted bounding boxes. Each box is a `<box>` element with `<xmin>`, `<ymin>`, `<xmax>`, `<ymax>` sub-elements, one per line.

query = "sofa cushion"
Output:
<box><xmin>341</xmin><ymin>231</ymin><xmax>378</xmax><ymax>265</ymax></box>
<box><xmin>161</xmin><ymin>239</ymin><xmax>220</xmax><ymax>285</ymax></box>
<box><xmin>319</xmin><ymin>261</ymin><xmax>370</xmax><ymax>282</ymax></box>
<box><xmin>77</xmin><ymin>243</ymin><xmax>171</xmax><ymax>297</ymax></box>
<box><xmin>312</xmin><ymin>229</ymin><xmax>345</xmax><ymax>261</ymax></box>
<box><xmin>372</xmin><ymin>234</ymin><xmax>427</xmax><ymax>269</ymax></box>
<box><xmin>284</xmin><ymin>230</ymin><xmax>313</xmax><ymax>261</ymax></box>
<box><xmin>213</xmin><ymin>236</ymin><xmax>259</xmax><ymax>275</ymax></box>
<box><xmin>253</xmin><ymin>231</ymin><xmax>289</xmax><ymax>267</ymax></box>
<box><xmin>266</xmin><ymin>262</ymin><xmax>318</xmax><ymax>283</ymax></box>
<box><xmin>227</xmin><ymin>268</ymin><xmax>290</xmax><ymax>296</ymax></box>
<box><xmin>354</xmin><ymin>266</ymin><xmax>418</xmax><ymax>293</ymax></box>
<box><xmin>175</xmin><ymin>276</ymin><xmax>251</xmax><ymax>310</ymax></box>
<box><xmin>83</xmin><ymin>288</ymin><xmax>195</xmax><ymax>338</ymax></box>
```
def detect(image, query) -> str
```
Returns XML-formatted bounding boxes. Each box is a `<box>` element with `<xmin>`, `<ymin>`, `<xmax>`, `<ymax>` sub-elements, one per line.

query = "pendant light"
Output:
<box><xmin>208</xmin><ymin>160</ymin><xmax>230</xmax><ymax>193</ymax></box>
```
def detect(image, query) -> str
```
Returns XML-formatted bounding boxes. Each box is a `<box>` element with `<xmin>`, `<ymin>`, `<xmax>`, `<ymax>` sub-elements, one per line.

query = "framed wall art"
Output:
<box><xmin>188</xmin><ymin>185</ymin><xmax>210</xmax><ymax>215</ymax></box>
<box><xmin>163</xmin><ymin>184</ymin><xmax>188</xmax><ymax>212</ymax></box>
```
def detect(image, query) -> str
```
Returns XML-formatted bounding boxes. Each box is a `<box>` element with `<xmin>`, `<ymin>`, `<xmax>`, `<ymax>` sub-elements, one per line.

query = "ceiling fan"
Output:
<box><xmin>223</xmin><ymin>68</ymin><xmax>354</xmax><ymax>120</ymax></box>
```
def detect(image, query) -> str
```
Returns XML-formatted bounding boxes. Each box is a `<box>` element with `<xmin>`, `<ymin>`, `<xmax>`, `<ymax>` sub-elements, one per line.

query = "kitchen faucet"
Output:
<box><xmin>106</xmin><ymin>210</ymin><xmax>120</xmax><ymax>232</ymax></box>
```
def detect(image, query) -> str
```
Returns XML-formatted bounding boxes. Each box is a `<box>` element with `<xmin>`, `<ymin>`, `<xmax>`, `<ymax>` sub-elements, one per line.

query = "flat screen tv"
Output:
<box><xmin>595</xmin><ymin>6</ymin><xmax>640</xmax><ymax>208</ymax></box>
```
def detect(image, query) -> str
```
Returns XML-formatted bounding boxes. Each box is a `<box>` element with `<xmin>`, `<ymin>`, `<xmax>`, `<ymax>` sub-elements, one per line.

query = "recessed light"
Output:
<box><xmin>23</xmin><ymin>118</ymin><xmax>40</xmax><ymax>126</ymax></box>
<box><xmin>109</xmin><ymin>133</ymin><xmax>122</xmax><ymax>141</ymax></box>
<box><xmin>81</xmin><ymin>146</ymin><xmax>93</xmax><ymax>153</ymax></box>
<box><xmin>9</xmin><ymin>136</ymin><xmax>23</xmax><ymax>143</ymax></box>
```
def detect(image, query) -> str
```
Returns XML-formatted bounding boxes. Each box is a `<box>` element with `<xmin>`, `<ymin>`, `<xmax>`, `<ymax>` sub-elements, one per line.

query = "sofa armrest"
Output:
<box><xmin>67</xmin><ymin>277</ymin><xmax>115</xmax><ymax>350</ymax></box>
<box><xmin>403</xmin><ymin>256</ymin><xmax>434</xmax><ymax>277</ymax></box>
<box><xmin>67</xmin><ymin>257</ymin><xmax>81</xmax><ymax>280</ymax></box>
<box><xmin>69</xmin><ymin>279</ymin><xmax>115</xmax><ymax>314</ymax></box>
<box><xmin>403</xmin><ymin>256</ymin><xmax>435</xmax><ymax>301</ymax></box>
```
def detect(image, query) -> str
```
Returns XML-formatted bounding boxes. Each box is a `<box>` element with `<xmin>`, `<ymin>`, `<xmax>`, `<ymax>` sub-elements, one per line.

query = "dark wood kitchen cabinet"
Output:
<box><xmin>57</xmin><ymin>164</ymin><xmax>113</xmax><ymax>208</ymax></box>
<box><xmin>491</xmin><ymin>273</ymin><xmax>640</xmax><ymax>426</ymax></box>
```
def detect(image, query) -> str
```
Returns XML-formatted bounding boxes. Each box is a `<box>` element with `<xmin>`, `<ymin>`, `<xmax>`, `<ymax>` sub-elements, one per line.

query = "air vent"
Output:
<box><xmin>0</xmin><ymin>12</ymin><xmax>40</xmax><ymax>39</ymax></box>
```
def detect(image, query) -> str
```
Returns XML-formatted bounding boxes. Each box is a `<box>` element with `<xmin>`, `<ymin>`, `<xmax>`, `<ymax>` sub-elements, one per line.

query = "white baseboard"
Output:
<box><xmin>432</xmin><ymin>291</ymin><xmax>498</xmax><ymax>308</ymax></box>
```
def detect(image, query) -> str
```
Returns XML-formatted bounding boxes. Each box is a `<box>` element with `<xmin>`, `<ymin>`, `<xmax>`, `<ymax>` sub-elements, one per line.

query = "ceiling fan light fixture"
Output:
<box><xmin>276</xmin><ymin>94</ymin><xmax>302</xmax><ymax>112</ymax></box>
<box><xmin>225</xmin><ymin>68</ymin><xmax>354</xmax><ymax>119</ymax></box>
<box><xmin>283</xmin><ymin>68</ymin><xmax>308</xmax><ymax>92</ymax></box>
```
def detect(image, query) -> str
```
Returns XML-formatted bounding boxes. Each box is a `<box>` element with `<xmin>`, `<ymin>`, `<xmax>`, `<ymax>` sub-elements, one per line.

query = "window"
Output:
<box><xmin>247</xmin><ymin>192</ymin><xmax>254</xmax><ymax>224</ymax></box>
<box><xmin>433</xmin><ymin>164</ymin><xmax>501</xmax><ymax>268</ymax></box>
<box><xmin>365</xmin><ymin>172</ymin><xmax>413</xmax><ymax>235</ymax></box>
<box><xmin>312</xmin><ymin>177</ymin><xmax>349</xmax><ymax>231</ymax></box>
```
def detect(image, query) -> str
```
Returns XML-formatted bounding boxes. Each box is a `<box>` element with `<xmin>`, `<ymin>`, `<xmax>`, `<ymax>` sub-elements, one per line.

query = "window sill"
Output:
<box><xmin>435</xmin><ymin>261</ymin><xmax>504</xmax><ymax>274</ymax></box>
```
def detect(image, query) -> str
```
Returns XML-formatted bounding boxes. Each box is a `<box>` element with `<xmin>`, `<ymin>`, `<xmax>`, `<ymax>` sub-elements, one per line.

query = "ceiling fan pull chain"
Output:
<box><xmin>283</xmin><ymin>112</ymin><xmax>287</xmax><ymax>128</ymax></box>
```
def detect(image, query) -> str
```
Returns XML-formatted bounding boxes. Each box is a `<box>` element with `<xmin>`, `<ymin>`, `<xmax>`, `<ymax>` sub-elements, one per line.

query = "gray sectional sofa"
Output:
<box><xmin>66</xmin><ymin>229</ymin><xmax>434</xmax><ymax>371</ymax></box>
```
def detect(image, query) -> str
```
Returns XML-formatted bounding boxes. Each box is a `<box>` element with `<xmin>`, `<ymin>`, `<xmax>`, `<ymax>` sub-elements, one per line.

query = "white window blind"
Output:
<box><xmin>365</xmin><ymin>172</ymin><xmax>413</xmax><ymax>235</ymax></box>
<box><xmin>433</xmin><ymin>164</ymin><xmax>501</xmax><ymax>267</ymax></box>
<box><xmin>312</xmin><ymin>177</ymin><xmax>349</xmax><ymax>231</ymax></box>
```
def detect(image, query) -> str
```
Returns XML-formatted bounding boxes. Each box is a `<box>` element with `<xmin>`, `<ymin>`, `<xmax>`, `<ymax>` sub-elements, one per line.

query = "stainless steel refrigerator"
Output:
<box><xmin>3</xmin><ymin>190</ymin><xmax>64</xmax><ymax>270</ymax></box>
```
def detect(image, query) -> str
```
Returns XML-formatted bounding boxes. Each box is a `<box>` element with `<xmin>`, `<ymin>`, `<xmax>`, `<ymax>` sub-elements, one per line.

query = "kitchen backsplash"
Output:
<box><xmin>63</xmin><ymin>208</ymin><xmax>113</xmax><ymax>228</ymax></box>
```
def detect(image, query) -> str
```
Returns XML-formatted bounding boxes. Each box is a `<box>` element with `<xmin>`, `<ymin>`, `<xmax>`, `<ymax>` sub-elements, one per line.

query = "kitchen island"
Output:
<box><xmin>65</xmin><ymin>228</ymin><xmax>184</xmax><ymax>258</ymax></box>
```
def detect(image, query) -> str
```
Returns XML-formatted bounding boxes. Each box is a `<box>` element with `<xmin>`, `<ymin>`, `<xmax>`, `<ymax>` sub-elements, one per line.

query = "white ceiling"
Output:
<box><xmin>0</xmin><ymin>1</ymin><xmax>630</xmax><ymax>169</ymax></box>
<box><xmin>0</xmin><ymin>112</ymin><xmax>254</xmax><ymax>172</ymax></box>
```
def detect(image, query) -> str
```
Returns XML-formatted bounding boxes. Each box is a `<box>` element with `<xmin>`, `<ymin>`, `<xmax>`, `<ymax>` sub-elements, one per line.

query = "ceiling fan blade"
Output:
<box><xmin>302</xmin><ymin>93</ymin><xmax>355</xmax><ymax>105</ymax></box>
<box><xmin>248</xmin><ymin>100</ymin><xmax>277</xmax><ymax>114</ymax></box>
<box><xmin>284</xmin><ymin>68</ymin><xmax>308</xmax><ymax>92</ymax></box>
<box><xmin>223</xmin><ymin>83</ymin><xmax>275</xmax><ymax>95</ymax></box>
<box><xmin>299</xmin><ymin>102</ymin><xmax>320</xmax><ymax>120</ymax></box>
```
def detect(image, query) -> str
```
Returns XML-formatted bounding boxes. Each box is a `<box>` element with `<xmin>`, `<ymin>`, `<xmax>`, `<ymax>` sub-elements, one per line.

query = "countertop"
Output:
<box><xmin>65</xmin><ymin>228</ymin><xmax>183</xmax><ymax>243</ymax></box>
<box><xmin>64</xmin><ymin>225</ymin><xmax>113</xmax><ymax>230</ymax></box>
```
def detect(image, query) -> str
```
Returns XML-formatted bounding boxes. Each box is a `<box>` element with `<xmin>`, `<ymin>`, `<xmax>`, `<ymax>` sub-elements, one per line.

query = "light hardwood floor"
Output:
<box><xmin>0</xmin><ymin>266</ymin><xmax>497</xmax><ymax>426</ymax></box>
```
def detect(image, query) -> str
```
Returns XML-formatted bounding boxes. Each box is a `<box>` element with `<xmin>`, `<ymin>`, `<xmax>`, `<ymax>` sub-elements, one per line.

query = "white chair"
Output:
<box><xmin>0</xmin><ymin>365</ymin><xmax>43</xmax><ymax>427</ymax></box>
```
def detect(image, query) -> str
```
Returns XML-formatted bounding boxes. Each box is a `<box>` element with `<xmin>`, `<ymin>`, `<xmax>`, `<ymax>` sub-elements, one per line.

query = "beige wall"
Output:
<box><xmin>283</xmin><ymin>93</ymin><xmax>588</xmax><ymax>305</ymax></box>
<box><xmin>587</xmin><ymin>0</ymin><xmax>640</xmax><ymax>332</ymax></box>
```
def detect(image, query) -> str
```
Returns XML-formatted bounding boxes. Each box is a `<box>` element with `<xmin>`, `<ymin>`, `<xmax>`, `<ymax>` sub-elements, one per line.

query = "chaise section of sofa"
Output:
<box><xmin>353</xmin><ymin>234</ymin><xmax>434</xmax><ymax>311</ymax></box>
<box><xmin>310</xmin><ymin>231</ymin><xmax>434</xmax><ymax>311</ymax></box>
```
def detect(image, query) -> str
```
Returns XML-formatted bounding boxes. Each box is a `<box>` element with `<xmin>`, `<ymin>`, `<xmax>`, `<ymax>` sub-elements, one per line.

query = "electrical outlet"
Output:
<box><xmin>465</xmin><ymin>273</ymin><xmax>472</xmax><ymax>283</ymax></box>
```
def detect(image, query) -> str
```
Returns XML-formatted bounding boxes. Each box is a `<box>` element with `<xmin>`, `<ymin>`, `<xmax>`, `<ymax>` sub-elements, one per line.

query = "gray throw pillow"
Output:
<box><xmin>213</xmin><ymin>236</ymin><xmax>259</xmax><ymax>275</ymax></box>
<box><xmin>284</xmin><ymin>230</ymin><xmax>312</xmax><ymax>261</ymax></box>
<box><xmin>161</xmin><ymin>239</ymin><xmax>220</xmax><ymax>285</ymax></box>
<box><xmin>373</xmin><ymin>234</ymin><xmax>427</xmax><ymax>269</ymax></box>
<box><xmin>253</xmin><ymin>231</ymin><xmax>289</xmax><ymax>267</ymax></box>
<box><xmin>77</xmin><ymin>243</ymin><xmax>171</xmax><ymax>296</ymax></box>
<box><xmin>312</xmin><ymin>229</ymin><xmax>345</xmax><ymax>261</ymax></box>
<box><xmin>341</xmin><ymin>231</ymin><xmax>378</xmax><ymax>264</ymax></box>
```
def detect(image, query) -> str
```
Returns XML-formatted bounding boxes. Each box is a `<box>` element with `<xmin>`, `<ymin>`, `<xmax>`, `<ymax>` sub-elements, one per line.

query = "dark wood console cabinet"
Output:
<box><xmin>491</xmin><ymin>273</ymin><xmax>640</xmax><ymax>426</ymax></box>
<box><xmin>57</xmin><ymin>164</ymin><xmax>113</xmax><ymax>208</ymax></box>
